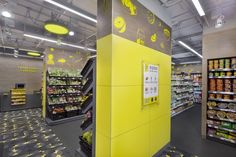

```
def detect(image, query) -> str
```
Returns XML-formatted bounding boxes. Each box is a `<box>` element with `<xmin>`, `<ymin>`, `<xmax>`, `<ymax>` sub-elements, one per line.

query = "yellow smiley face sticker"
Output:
<box><xmin>151</xmin><ymin>33</ymin><xmax>157</xmax><ymax>42</ymax></box>
<box><xmin>163</xmin><ymin>28</ymin><xmax>171</xmax><ymax>40</ymax></box>
<box><xmin>147</xmin><ymin>11</ymin><xmax>155</xmax><ymax>24</ymax></box>
<box><xmin>114</xmin><ymin>16</ymin><xmax>126</xmax><ymax>33</ymax></box>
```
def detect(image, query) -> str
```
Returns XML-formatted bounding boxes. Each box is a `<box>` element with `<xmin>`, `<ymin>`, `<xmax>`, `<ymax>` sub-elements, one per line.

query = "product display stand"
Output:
<box><xmin>191</xmin><ymin>72</ymin><xmax>202</xmax><ymax>104</ymax></box>
<box><xmin>11</xmin><ymin>89</ymin><xmax>26</xmax><ymax>106</ymax></box>
<box><xmin>206</xmin><ymin>57</ymin><xmax>236</xmax><ymax>146</ymax></box>
<box><xmin>45</xmin><ymin>69</ymin><xmax>85</xmax><ymax>126</ymax></box>
<box><xmin>76</xmin><ymin>58</ymin><xmax>96</xmax><ymax>157</ymax></box>
<box><xmin>171</xmin><ymin>72</ymin><xmax>194</xmax><ymax>117</ymax></box>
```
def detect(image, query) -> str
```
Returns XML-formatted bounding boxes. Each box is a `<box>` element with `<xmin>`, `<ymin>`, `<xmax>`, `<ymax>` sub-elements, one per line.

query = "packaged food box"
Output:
<box><xmin>232</xmin><ymin>58</ymin><xmax>236</xmax><ymax>69</ymax></box>
<box><xmin>214</xmin><ymin>60</ymin><xmax>219</xmax><ymax>69</ymax></box>
<box><xmin>221</xmin><ymin>122</ymin><xmax>232</xmax><ymax>129</ymax></box>
<box><xmin>216</xmin><ymin>94</ymin><xmax>223</xmax><ymax>99</ymax></box>
<box><xmin>223</xmin><ymin>95</ymin><xmax>230</xmax><ymax>100</ymax></box>
<box><xmin>215</xmin><ymin>72</ymin><xmax>220</xmax><ymax>77</ymax></box>
<box><xmin>226</xmin><ymin>72</ymin><xmax>232</xmax><ymax>76</ymax></box>
<box><xmin>219</xmin><ymin>59</ymin><xmax>224</xmax><ymax>69</ymax></box>
<box><xmin>220</xmin><ymin>72</ymin><xmax>225</xmax><ymax>76</ymax></box>
<box><xmin>209</xmin><ymin>94</ymin><xmax>215</xmax><ymax>99</ymax></box>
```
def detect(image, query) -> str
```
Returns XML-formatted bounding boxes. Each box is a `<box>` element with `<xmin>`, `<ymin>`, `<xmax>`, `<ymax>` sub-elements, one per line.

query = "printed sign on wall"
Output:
<box><xmin>143</xmin><ymin>63</ymin><xmax>159</xmax><ymax>106</ymax></box>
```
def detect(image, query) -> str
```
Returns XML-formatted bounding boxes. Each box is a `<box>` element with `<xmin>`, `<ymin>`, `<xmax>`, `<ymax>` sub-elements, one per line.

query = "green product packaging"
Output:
<box><xmin>215</xmin><ymin>72</ymin><xmax>220</xmax><ymax>77</ymax></box>
<box><xmin>221</xmin><ymin>122</ymin><xmax>232</xmax><ymax>129</ymax></box>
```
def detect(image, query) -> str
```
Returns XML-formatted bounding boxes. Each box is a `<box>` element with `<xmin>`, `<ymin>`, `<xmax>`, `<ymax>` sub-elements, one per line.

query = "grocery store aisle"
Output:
<box><xmin>171</xmin><ymin>104</ymin><xmax>236</xmax><ymax>157</ymax></box>
<box><xmin>0</xmin><ymin>109</ymin><xmax>73</xmax><ymax>157</ymax></box>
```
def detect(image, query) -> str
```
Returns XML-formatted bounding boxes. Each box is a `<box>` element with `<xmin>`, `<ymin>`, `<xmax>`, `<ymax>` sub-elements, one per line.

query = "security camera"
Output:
<box><xmin>215</xmin><ymin>15</ymin><xmax>225</xmax><ymax>28</ymax></box>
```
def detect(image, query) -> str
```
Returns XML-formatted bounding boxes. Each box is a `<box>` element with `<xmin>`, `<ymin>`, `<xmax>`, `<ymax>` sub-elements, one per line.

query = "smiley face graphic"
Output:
<box><xmin>114</xmin><ymin>16</ymin><xmax>126</xmax><ymax>33</ymax></box>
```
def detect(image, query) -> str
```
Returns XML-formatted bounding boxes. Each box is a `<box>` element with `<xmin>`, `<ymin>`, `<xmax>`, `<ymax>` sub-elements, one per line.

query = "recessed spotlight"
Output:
<box><xmin>1</xmin><ymin>11</ymin><xmax>12</xmax><ymax>18</ymax></box>
<box><xmin>69</xmin><ymin>31</ymin><xmax>75</xmax><ymax>36</ymax></box>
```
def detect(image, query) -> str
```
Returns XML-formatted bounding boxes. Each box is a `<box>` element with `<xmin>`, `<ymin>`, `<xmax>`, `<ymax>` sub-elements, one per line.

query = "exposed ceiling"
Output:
<box><xmin>162</xmin><ymin>0</ymin><xmax>236</xmax><ymax>64</ymax></box>
<box><xmin>0</xmin><ymin>0</ymin><xmax>97</xmax><ymax>56</ymax></box>
<box><xmin>0</xmin><ymin>0</ymin><xmax>236</xmax><ymax>62</ymax></box>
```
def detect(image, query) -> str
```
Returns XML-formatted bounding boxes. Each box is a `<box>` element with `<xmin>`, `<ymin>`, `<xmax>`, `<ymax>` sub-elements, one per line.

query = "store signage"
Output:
<box><xmin>18</xmin><ymin>66</ymin><xmax>39</xmax><ymax>73</ymax></box>
<box><xmin>143</xmin><ymin>62</ymin><xmax>159</xmax><ymax>106</ymax></box>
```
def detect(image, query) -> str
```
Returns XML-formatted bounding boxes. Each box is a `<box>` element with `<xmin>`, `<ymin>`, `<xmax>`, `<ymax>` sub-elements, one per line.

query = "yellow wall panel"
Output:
<box><xmin>149</xmin><ymin>85</ymin><xmax>171</xmax><ymax>121</ymax></box>
<box><xmin>96</xmin><ymin>132</ymin><xmax>111</xmax><ymax>157</ymax></box>
<box><xmin>97</xmin><ymin>35</ymin><xmax>112</xmax><ymax>86</ymax></box>
<box><xmin>96</xmin><ymin>86</ymin><xmax>111</xmax><ymax>137</ymax></box>
<box><xmin>111</xmin><ymin>86</ymin><xmax>149</xmax><ymax>137</ymax></box>
<box><xmin>111</xmin><ymin>124</ymin><xmax>150</xmax><ymax>157</ymax></box>
<box><xmin>112</xmin><ymin>35</ymin><xmax>171</xmax><ymax>86</ymax></box>
<box><xmin>96</xmin><ymin>34</ymin><xmax>171</xmax><ymax>157</ymax></box>
<box><xmin>149</xmin><ymin>115</ymin><xmax>171</xmax><ymax>156</ymax></box>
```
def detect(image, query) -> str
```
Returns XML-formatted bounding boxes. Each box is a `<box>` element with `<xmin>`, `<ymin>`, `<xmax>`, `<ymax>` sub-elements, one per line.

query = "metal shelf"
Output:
<box><xmin>209</xmin><ymin>76</ymin><xmax>236</xmax><ymax>79</ymax></box>
<box><xmin>172</xmin><ymin>105</ymin><xmax>194</xmax><ymax>117</ymax></box>
<box><xmin>208</xmin><ymin>98</ymin><xmax>236</xmax><ymax>103</ymax></box>
<box><xmin>209</xmin><ymin>68</ymin><xmax>236</xmax><ymax>72</ymax></box>
<box><xmin>208</xmin><ymin>134</ymin><xmax>236</xmax><ymax>144</ymax></box>
<box><xmin>207</xmin><ymin>124</ymin><xmax>236</xmax><ymax>133</ymax></box>
<box><xmin>208</xmin><ymin>107</ymin><xmax>236</xmax><ymax>113</ymax></box>
<box><xmin>208</xmin><ymin>116</ymin><xmax>236</xmax><ymax>123</ymax></box>
<box><xmin>208</xmin><ymin>91</ymin><xmax>236</xmax><ymax>95</ymax></box>
<box><xmin>172</xmin><ymin>102</ymin><xmax>189</xmax><ymax>110</ymax></box>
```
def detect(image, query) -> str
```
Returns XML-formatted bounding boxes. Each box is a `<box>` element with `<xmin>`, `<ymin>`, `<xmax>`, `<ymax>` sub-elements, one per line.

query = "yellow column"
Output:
<box><xmin>97</xmin><ymin>0</ymin><xmax>172</xmax><ymax>156</ymax></box>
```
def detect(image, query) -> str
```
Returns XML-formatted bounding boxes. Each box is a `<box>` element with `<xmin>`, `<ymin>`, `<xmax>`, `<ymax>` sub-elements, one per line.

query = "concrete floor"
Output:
<box><xmin>171</xmin><ymin>104</ymin><xmax>236</xmax><ymax>157</ymax></box>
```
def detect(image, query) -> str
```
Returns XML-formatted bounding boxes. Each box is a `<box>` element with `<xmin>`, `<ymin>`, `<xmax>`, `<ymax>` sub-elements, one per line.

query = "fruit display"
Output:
<box><xmin>82</xmin><ymin>131</ymin><xmax>92</xmax><ymax>145</ymax></box>
<box><xmin>48</xmin><ymin>78</ymin><xmax>66</xmax><ymax>85</ymax></box>
<box><xmin>46</xmin><ymin>68</ymin><xmax>83</xmax><ymax>122</ymax></box>
<box><xmin>48</xmin><ymin>68</ymin><xmax>81</xmax><ymax>77</ymax></box>
<box><xmin>48</xmin><ymin>97</ymin><xmax>67</xmax><ymax>105</ymax></box>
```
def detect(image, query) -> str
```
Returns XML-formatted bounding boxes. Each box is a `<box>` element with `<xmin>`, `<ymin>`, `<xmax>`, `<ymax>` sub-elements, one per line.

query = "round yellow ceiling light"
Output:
<box><xmin>44</xmin><ymin>22</ymin><xmax>69</xmax><ymax>35</ymax></box>
<box><xmin>27</xmin><ymin>52</ymin><xmax>41</xmax><ymax>57</ymax></box>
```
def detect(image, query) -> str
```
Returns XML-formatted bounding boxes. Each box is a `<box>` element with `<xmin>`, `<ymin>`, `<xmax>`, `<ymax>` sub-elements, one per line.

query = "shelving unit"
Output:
<box><xmin>206</xmin><ymin>57</ymin><xmax>236</xmax><ymax>146</ymax></box>
<box><xmin>171</xmin><ymin>72</ymin><xmax>194</xmax><ymax>117</ymax></box>
<box><xmin>45</xmin><ymin>69</ymin><xmax>84</xmax><ymax>125</ymax></box>
<box><xmin>76</xmin><ymin>58</ymin><xmax>96</xmax><ymax>157</ymax></box>
<box><xmin>191</xmin><ymin>72</ymin><xmax>202</xmax><ymax>104</ymax></box>
<box><xmin>11</xmin><ymin>89</ymin><xmax>26</xmax><ymax>106</ymax></box>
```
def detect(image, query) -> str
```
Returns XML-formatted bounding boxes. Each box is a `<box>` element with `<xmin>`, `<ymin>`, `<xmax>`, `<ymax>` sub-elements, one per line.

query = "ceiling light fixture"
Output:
<box><xmin>69</xmin><ymin>31</ymin><xmax>75</xmax><ymax>36</ymax></box>
<box><xmin>178</xmin><ymin>41</ymin><xmax>203</xmax><ymax>59</ymax></box>
<box><xmin>24</xmin><ymin>33</ymin><xmax>96</xmax><ymax>52</ymax></box>
<box><xmin>44</xmin><ymin>22</ymin><xmax>69</xmax><ymax>35</ymax></box>
<box><xmin>179</xmin><ymin>61</ymin><xmax>202</xmax><ymax>65</ymax></box>
<box><xmin>192</xmin><ymin>0</ymin><xmax>205</xmax><ymax>16</ymax></box>
<box><xmin>1</xmin><ymin>11</ymin><xmax>12</xmax><ymax>18</ymax></box>
<box><xmin>27</xmin><ymin>52</ymin><xmax>41</xmax><ymax>57</ymax></box>
<box><xmin>44</xmin><ymin>0</ymin><xmax>97</xmax><ymax>23</ymax></box>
